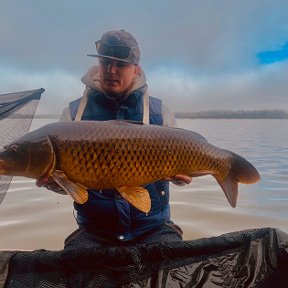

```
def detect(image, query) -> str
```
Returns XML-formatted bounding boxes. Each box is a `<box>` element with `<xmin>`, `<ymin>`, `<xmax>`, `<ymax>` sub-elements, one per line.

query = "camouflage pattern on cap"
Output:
<box><xmin>87</xmin><ymin>30</ymin><xmax>140</xmax><ymax>64</ymax></box>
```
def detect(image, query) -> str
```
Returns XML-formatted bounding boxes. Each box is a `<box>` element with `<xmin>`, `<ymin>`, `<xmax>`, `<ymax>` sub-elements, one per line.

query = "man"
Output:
<box><xmin>40</xmin><ymin>30</ymin><xmax>191</xmax><ymax>248</ymax></box>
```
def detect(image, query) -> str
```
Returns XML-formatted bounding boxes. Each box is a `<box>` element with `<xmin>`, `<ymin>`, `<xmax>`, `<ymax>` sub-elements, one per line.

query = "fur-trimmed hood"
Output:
<box><xmin>81</xmin><ymin>65</ymin><xmax>147</xmax><ymax>101</ymax></box>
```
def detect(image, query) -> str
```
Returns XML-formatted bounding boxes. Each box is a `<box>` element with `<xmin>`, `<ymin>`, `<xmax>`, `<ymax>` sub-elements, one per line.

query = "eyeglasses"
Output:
<box><xmin>95</xmin><ymin>41</ymin><xmax>137</xmax><ymax>63</ymax></box>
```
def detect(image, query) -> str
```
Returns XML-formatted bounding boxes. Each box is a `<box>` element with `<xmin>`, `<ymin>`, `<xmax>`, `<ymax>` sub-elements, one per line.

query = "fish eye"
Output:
<box><xmin>9</xmin><ymin>145</ymin><xmax>18</xmax><ymax>153</ymax></box>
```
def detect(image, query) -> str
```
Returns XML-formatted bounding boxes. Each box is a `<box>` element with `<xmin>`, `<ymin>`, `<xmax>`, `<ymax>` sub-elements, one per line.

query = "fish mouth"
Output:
<box><xmin>0</xmin><ymin>159</ymin><xmax>8</xmax><ymax>174</ymax></box>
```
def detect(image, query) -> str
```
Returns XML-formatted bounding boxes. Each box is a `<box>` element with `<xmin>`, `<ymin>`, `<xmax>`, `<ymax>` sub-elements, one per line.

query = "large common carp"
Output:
<box><xmin>0</xmin><ymin>120</ymin><xmax>260</xmax><ymax>212</ymax></box>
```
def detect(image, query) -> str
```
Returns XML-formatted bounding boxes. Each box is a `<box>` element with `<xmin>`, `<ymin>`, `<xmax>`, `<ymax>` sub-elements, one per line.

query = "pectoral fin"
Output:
<box><xmin>117</xmin><ymin>186</ymin><xmax>151</xmax><ymax>213</ymax></box>
<box><xmin>52</xmin><ymin>170</ymin><xmax>88</xmax><ymax>204</ymax></box>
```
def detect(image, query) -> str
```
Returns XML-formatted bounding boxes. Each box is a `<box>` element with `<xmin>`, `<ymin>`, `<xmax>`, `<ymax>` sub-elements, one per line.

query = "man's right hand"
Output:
<box><xmin>165</xmin><ymin>175</ymin><xmax>192</xmax><ymax>186</ymax></box>
<box><xmin>36</xmin><ymin>177</ymin><xmax>67</xmax><ymax>195</ymax></box>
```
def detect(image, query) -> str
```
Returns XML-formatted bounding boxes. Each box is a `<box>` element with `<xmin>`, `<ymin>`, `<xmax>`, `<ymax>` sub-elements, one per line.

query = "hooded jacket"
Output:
<box><xmin>61</xmin><ymin>66</ymin><xmax>177</xmax><ymax>241</ymax></box>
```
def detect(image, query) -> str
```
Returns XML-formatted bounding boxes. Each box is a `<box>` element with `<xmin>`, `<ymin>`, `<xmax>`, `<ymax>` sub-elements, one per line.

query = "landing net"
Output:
<box><xmin>1</xmin><ymin>228</ymin><xmax>288</xmax><ymax>287</ymax></box>
<box><xmin>0</xmin><ymin>88</ymin><xmax>44</xmax><ymax>204</ymax></box>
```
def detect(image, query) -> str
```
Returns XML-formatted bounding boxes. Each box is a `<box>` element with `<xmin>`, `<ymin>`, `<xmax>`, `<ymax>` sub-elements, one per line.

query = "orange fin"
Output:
<box><xmin>52</xmin><ymin>170</ymin><xmax>89</xmax><ymax>204</ymax></box>
<box><xmin>117</xmin><ymin>186</ymin><xmax>151</xmax><ymax>213</ymax></box>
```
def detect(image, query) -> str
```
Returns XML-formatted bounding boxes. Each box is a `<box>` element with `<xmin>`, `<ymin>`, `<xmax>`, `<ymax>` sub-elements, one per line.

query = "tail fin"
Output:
<box><xmin>230</xmin><ymin>152</ymin><xmax>260</xmax><ymax>184</ymax></box>
<box><xmin>214</xmin><ymin>153</ymin><xmax>260</xmax><ymax>208</ymax></box>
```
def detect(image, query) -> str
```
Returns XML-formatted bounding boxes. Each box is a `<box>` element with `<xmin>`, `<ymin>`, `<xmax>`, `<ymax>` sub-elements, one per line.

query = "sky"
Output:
<box><xmin>1</xmin><ymin>0</ymin><xmax>288</xmax><ymax>115</ymax></box>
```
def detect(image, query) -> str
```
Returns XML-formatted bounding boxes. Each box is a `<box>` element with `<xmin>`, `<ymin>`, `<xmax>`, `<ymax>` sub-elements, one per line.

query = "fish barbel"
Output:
<box><xmin>0</xmin><ymin>120</ymin><xmax>260</xmax><ymax>212</ymax></box>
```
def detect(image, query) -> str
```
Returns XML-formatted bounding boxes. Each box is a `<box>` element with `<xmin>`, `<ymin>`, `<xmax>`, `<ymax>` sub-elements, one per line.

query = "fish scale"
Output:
<box><xmin>54</xmin><ymin>124</ymin><xmax>228</xmax><ymax>187</ymax></box>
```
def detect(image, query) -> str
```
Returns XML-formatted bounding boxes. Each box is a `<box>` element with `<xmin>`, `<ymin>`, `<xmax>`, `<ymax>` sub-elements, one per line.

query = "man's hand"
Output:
<box><xmin>165</xmin><ymin>175</ymin><xmax>192</xmax><ymax>186</ymax></box>
<box><xmin>36</xmin><ymin>177</ymin><xmax>67</xmax><ymax>195</ymax></box>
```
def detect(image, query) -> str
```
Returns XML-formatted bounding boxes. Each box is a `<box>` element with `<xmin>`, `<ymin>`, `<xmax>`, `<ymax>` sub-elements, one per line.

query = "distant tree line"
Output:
<box><xmin>175</xmin><ymin>109</ymin><xmax>288</xmax><ymax>119</ymax></box>
<box><xmin>13</xmin><ymin>110</ymin><xmax>288</xmax><ymax>120</ymax></box>
<box><xmin>10</xmin><ymin>114</ymin><xmax>60</xmax><ymax>119</ymax></box>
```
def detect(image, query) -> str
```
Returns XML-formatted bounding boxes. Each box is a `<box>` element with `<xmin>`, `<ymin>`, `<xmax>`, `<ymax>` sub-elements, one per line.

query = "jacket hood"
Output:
<box><xmin>81</xmin><ymin>65</ymin><xmax>147</xmax><ymax>100</ymax></box>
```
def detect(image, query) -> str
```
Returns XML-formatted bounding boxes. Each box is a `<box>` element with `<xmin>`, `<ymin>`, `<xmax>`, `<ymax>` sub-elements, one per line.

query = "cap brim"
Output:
<box><xmin>87</xmin><ymin>54</ymin><xmax>135</xmax><ymax>64</ymax></box>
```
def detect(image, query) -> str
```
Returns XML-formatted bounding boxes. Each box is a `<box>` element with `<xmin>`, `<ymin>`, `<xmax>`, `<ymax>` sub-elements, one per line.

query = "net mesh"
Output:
<box><xmin>2</xmin><ymin>228</ymin><xmax>288</xmax><ymax>287</ymax></box>
<box><xmin>0</xmin><ymin>88</ymin><xmax>44</xmax><ymax>204</ymax></box>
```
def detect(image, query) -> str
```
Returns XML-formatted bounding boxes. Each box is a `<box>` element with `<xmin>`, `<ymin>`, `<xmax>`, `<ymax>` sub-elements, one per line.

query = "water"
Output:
<box><xmin>0</xmin><ymin>119</ymin><xmax>287</xmax><ymax>250</ymax></box>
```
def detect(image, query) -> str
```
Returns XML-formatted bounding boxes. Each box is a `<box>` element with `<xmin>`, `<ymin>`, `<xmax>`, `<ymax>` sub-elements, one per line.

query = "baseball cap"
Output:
<box><xmin>87</xmin><ymin>30</ymin><xmax>140</xmax><ymax>64</ymax></box>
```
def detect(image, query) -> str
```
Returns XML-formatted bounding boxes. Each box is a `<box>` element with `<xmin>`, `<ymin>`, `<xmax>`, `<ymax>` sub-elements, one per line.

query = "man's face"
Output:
<box><xmin>98</xmin><ymin>58</ymin><xmax>140</xmax><ymax>96</ymax></box>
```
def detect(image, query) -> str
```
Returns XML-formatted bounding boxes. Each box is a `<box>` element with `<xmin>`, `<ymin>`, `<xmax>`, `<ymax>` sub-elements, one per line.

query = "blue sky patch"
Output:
<box><xmin>258</xmin><ymin>42</ymin><xmax>288</xmax><ymax>64</ymax></box>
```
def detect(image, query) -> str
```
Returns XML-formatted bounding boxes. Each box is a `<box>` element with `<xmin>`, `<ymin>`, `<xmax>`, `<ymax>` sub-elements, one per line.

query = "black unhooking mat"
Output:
<box><xmin>1</xmin><ymin>227</ymin><xmax>288</xmax><ymax>287</ymax></box>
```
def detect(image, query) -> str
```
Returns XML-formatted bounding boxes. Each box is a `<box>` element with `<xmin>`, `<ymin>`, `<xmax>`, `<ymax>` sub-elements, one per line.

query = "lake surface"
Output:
<box><xmin>0</xmin><ymin>119</ymin><xmax>287</xmax><ymax>250</ymax></box>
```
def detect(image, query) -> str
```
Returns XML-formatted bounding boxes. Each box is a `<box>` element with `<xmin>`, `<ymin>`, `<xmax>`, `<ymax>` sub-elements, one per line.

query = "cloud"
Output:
<box><xmin>2</xmin><ymin>0</ymin><xmax>288</xmax><ymax>74</ymax></box>
<box><xmin>147</xmin><ymin>61</ymin><xmax>288</xmax><ymax>112</ymax></box>
<box><xmin>0</xmin><ymin>67</ymin><xmax>83</xmax><ymax>115</ymax></box>
<box><xmin>1</xmin><ymin>58</ymin><xmax>288</xmax><ymax>116</ymax></box>
<box><xmin>1</xmin><ymin>0</ymin><xmax>288</xmax><ymax>113</ymax></box>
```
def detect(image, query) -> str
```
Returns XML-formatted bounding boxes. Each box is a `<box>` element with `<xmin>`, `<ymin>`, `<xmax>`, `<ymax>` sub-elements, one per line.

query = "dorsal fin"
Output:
<box><xmin>104</xmin><ymin>120</ymin><xmax>145</xmax><ymax>126</ymax></box>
